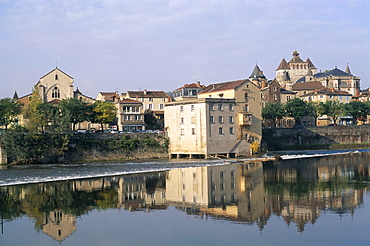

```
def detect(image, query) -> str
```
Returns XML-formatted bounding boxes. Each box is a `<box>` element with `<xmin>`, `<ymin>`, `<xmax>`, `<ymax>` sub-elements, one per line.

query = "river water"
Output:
<box><xmin>1</xmin><ymin>149</ymin><xmax>370</xmax><ymax>246</ymax></box>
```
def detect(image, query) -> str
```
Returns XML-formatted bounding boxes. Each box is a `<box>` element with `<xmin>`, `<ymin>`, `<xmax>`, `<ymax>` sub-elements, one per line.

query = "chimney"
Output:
<box><xmin>197</xmin><ymin>81</ymin><xmax>201</xmax><ymax>87</ymax></box>
<box><xmin>261</xmin><ymin>80</ymin><xmax>267</xmax><ymax>89</ymax></box>
<box><xmin>144</xmin><ymin>89</ymin><xmax>147</xmax><ymax>95</ymax></box>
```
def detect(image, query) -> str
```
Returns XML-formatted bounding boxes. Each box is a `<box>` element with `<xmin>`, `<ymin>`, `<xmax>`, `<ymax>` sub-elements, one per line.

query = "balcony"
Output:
<box><xmin>239</xmin><ymin>112</ymin><xmax>252</xmax><ymax>126</ymax></box>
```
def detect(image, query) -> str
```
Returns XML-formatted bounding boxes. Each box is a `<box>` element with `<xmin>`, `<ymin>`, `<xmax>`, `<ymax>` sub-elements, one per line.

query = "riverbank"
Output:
<box><xmin>262</xmin><ymin>125</ymin><xmax>370</xmax><ymax>151</ymax></box>
<box><xmin>2</xmin><ymin>132</ymin><xmax>169</xmax><ymax>165</ymax></box>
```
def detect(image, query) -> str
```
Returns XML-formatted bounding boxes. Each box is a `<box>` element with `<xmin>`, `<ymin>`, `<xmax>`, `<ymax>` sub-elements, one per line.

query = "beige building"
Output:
<box><xmin>117</xmin><ymin>99</ymin><xmax>145</xmax><ymax>132</ymax></box>
<box><xmin>197</xmin><ymin>79</ymin><xmax>262</xmax><ymax>147</ymax></box>
<box><xmin>300</xmin><ymin>87</ymin><xmax>352</xmax><ymax>103</ymax></box>
<box><xmin>15</xmin><ymin>67</ymin><xmax>94</xmax><ymax>130</ymax></box>
<box><xmin>165</xmin><ymin>79</ymin><xmax>262</xmax><ymax>158</ymax></box>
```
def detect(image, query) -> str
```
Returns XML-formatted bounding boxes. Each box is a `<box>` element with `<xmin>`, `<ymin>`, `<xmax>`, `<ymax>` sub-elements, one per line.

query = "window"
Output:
<box><xmin>218</xmin><ymin>104</ymin><xmax>223</xmax><ymax>111</ymax></box>
<box><xmin>148</xmin><ymin>98</ymin><xmax>153</xmax><ymax>102</ymax></box>
<box><xmin>124</xmin><ymin>115</ymin><xmax>131</xmax><ymax>121</ymax></box>
<box><xmin>52</xmin><ymin>86</ymin><xmax>60</xmax><ymax>98</ymax></box>
<box><xmin>161</xmin><ymin>98</ymin><xmax>166</xmax><ymax>102</ymax></box>
<box><xmin>339</xmin><ymin>95</ymin><xmax>343</xmax><ymax>100</ymax></box>
<box><xmin>273</xmin><ymin>94</ymin><xmax>277</xmax><ymax>101</ymax></box>
<box><xmin>209</xmin><ymin>104</ymin><xmax>214</xmax><ymax>111</ymax></box>
<box><xmin>191</xmin><ymin>128</ymin><xmax>195</xmax><ymax>135</ymax></box>
<box><xmin>180</xmin><ymin>106</ymin><xmax>184</xmax><ymax>112</ymax></box>
<box><xmin>229</xmin><ymin>116</ymin><xmax>234</xmax><ymax>123</ymax></box>
<box><xmin>159</xmin><ymin>104</ymin><xmax>164</xmax><ymax>109</ymax></box>
<box><xmin>229</xmin><ymin>104</ymin><xmax>233</xmax><ymax>111</ymax></box>
<box><xmin>244</xmin><ymin>104</ymin><xmax>249</xmax><ymax>112</ymax></box>
<box><xmin>219</xmin><ymin>116</ymin><xmax>224</xmax><ymax>123</ymax></box>
<box><xmin>274</xmin><ymin>87</ymin><xmax>277</xmax><ymax>92</ymax></box>
<box><xmin>191</xmin><ymin>105</ymin><xmax>195</xmax><ymax>112</ymax></box>
<box><xmin>320</xmin><ymin>95</ymin><xmax>324</xmax><ymax>99</ymax></box>
<box><xmin>287</xmin><ymin>96</ymin><xmax>291</xmax><ymax>101</ymax></box>
<box><xmin>135</xmin><ymin>115</ymin><xmax>142</xmax><ymax>121</ymax></box>
<box><xmin>229</xmin><ymin>127</ymin><xmax>234</xmax><ymax>134</ymax></box>
<box><xmin>210</xmin><ymin>116</ymin><xmax>214</xmax><ymax>123</ymax></box>
<box><xmin>219</xmin><ymin>127</ymin><xmax>223</xmax><ymax>134</ymax></box>
<box><xmin>245</xmin><ymin>93</ymin><xmax>248</xmax><ymax>101</ymax></box>
<box><xmin>148</xmin><ymin>104</ymin><xmax>153</xmax><ymax>110</ymax></box>
<box><xmin>180</xmin><ymin>118</ymin><xmax>184</xmax><ymax>124</ymax></box>
<box><xmin>181</xmin><ymin>129</ymin><xmax>184</xmax><ymax>136</ymax></box>
<box><xmin>55</xmin><ymin>74</ymin><xmax>58</xmax><ymax>80</ymax></box>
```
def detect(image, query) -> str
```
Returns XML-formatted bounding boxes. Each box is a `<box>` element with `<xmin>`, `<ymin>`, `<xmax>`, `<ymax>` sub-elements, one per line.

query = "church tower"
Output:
<box><xmin>276</xmin><ymin>50</ymin><xmax>317</xmax><ymax>86</ymax></box>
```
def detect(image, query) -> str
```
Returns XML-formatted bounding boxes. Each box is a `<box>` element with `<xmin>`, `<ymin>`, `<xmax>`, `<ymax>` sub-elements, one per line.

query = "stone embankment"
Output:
<box><xmin>262</xmin><ymin>125</ymin><xmax>370</xmax><ymax>150</ymax></box>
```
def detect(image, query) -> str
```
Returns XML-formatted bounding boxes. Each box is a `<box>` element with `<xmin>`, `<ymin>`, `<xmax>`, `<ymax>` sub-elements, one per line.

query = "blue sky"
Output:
<box><xmin>1</xmin><ymin>0</ymin><xmax>369</xmax><ymax>99</ymax></box>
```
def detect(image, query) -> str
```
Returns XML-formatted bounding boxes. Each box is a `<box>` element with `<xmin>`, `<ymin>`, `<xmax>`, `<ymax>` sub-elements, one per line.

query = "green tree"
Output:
<box><xmin>284</xmin><ymin>98</ymin><xmax>311</xmax><ymax>127</ymax></box>
<box><xmin>22</xmin><ymin>86</ymin><xmax>44</xmax><ymax>132</ymax></box>
<box><xmin>308</xmin><ymin>101</ymin><xmax>326</xmax><ymax>126</ymax></box>
<box><xmin>91</xmin><ymin>101</ymin><xmax>117</xmax><ymax>130</ymax></box>
<box><xmin>0</xmin><ymin>98</ymin><xmax>23</xmax><ymax>130</ymax></box>
<box><xmin>262</xmin><ymin>102</ymin><xmax>286</xmax><ymax>127</ymax></box>
<box><xmin>59</xmin><ymin>98</ymin><xmax>91</xmax><ymax>131</ymax></box>
<box><xmin>322</xmin><ymin>101</ymin><xmax>344</xmax><ymax>125</ymax></box>
<box><xmin>343</xmin><ymin>101</ymin><xmax>369</xmax><ymax>124</ymax></box>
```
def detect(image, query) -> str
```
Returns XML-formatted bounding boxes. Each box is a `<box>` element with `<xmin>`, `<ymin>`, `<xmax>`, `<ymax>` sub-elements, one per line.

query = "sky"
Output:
<box><xmin>1</xmin><ymin>0</ymin><xmax>369</xmax><ymax>99</ymax></box>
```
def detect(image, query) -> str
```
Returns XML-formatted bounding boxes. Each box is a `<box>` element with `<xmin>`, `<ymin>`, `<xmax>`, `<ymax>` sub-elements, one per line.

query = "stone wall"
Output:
<box><xmin>262</xmin><ymin>125</ymin><xmax>370</xmax><ymax>150</ymax></box>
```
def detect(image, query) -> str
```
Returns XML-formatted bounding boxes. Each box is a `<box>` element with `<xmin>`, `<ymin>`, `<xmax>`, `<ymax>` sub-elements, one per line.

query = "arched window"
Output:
<box><xmin>52</xmin><ymin>86</ymin><xmax>60</xmax><ymax>98</ymax></box>
<box><xmin>55</xmin><ymin>74</ymin><xmax>58</xmax><ymax>80</ymax></box>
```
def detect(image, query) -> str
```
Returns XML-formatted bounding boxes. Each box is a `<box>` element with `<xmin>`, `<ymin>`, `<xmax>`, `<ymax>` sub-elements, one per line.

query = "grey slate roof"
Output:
<box><xmin>249</xmin><ymin>65</ymin><xmax>266</xmax><ymax>79</ymax></box>
<box><xmin>314</xmin><ymin>67</ymin><xmax>351</xmax><ymax>78</ymax></box>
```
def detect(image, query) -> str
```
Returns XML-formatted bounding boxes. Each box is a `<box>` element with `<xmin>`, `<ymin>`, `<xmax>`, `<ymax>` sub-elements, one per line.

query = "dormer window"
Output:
<box><xmin>52</xmin><ymin>86</ymin><xmax>60</xmax><ymax>98</ymax></box>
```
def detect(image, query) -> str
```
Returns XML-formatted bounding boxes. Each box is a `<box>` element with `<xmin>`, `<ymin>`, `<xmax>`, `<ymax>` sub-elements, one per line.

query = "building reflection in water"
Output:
<box><xmin>1</xmin><ymin>154</ymin><xmax>370</xmax><ymax>242</ymax></box>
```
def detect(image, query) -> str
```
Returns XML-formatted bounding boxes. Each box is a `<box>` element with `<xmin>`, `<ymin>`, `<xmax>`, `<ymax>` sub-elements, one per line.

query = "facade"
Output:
<box><xmin>165</xmin><ymin>79</ymin><xmax>262</xmax><ymax>158</ymax></box>
<box><xmin>123</xmin><ymin>90</ymin><xmax>169</xmax><ymax>112</ymax></box>
<box><xmin>172</xmin><ymin>81</ymin><xmax>204</xmax><ymax>101</ymax></box>
<box><xmin>165</xmin><ymin>98</ymin><xmax>238</xmax><ymax>158</ymax></box>
<box><xmin>198</xmin><ymin>79</ymin><xmax>262</xmax><ymax>144</ymax></box>
<box><xmin>261</xmin><ymin>79</ymin><xmax>281</xmax><ymax>106</ymax></box>
<box><xmin>116</xmin><ymin>99</ymin><xmax>145</xmax><ymax>132</ymax></box>
<box><xmin>300</xmin><ymin>87</ymin><xmax>352</xmax><ymax>103</ymax></box>
<box><xmin>280</xmin><ymin>88</ymin><xmax>296</xmax><ymax>104</ymax></box>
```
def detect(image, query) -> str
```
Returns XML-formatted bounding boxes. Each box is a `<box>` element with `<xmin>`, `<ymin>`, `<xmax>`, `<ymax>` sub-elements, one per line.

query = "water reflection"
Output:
<box><xmin>1</xmin><ymin>152</ymin><xmax>370</xmax><ymax>242</ymax></box>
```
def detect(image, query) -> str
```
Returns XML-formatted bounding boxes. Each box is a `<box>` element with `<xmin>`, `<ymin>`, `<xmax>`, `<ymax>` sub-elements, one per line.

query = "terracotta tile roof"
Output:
<box><xmin>16</xmin><ymin>94</ymin><xmax>32</xmax><ymax>106</ymax></box>
<box><xmin>174</xmin><ymin>82</ymin><xmax>204</xmax><ymax>91</ymax></box>
<box><xmin>306</xmin><ymin>58</ymin><xmax>316</xmax><ymax>68</ymax></box>
<box><xmin>288</xmin><ymin>50</ymin><xmax>304</xmax><ymax>63</ymax></box>
<box><xmin>292</xmin><ymin>81</ymin><xmax>324</xmax><ymax>91</ymax></box>
<box><xmin>99</xmin><ymin>92</ymin><xmax>119</xmax><ymax>101</ymax></box>
<box><xmin>119</xmin><ymin>99</ymin><xmax>141</xmax><ymax>103</ymax></box>
<box><xmin>127</xmin><ymin>90</ymin><xmax>168</xmax><ymax>98</ymax></box>
<box><xmin>302</xmin><ymin>87</ymin><xmax>352</xmax><ymax>97</ymax></box>
<box><xmin>276</xmin><ymin>58</ymin><xmax>289</xmax><ymax>70</ymax></box>
<box><xmin>49</xmin><ymin>99</ymin><xmax>61</xmax><ymax>105</ymax></box>
<box><xmin>198</xmin><ymin>79</ymin><xmax>247</xmax><ymax>94</ymax></box>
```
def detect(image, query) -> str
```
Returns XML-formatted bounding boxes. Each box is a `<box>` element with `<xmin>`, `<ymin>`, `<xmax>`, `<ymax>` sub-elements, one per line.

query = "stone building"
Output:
<box><xmin>276</xmin><ymin>50</ymin><xmax>317</xmax><ymax>86</ymax></box>
<box><xmin>165</xmin><ymin>79</ymin><xmax>262</xmax><ymax>158</ymax></box>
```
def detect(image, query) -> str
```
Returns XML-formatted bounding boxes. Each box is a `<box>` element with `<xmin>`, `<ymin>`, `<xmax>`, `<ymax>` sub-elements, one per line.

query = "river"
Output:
<box><xmin>1</xmin><ymin>149</ymin><xmax>370</xmax><ymax>246</ymax></box>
